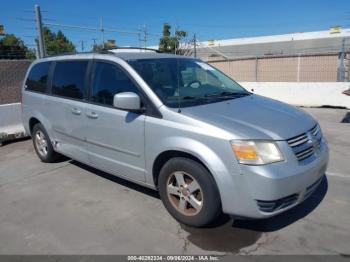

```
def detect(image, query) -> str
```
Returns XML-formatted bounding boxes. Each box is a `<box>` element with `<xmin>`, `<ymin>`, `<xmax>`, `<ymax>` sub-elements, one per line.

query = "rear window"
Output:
<box><xmin>52</xmin><ymin>61</ymin><xmax>88</xmax><ymax>100</ymax></box>
<box><xmin>25</xmin><ymin>62</ymin><xmax>51</xmax><ymax>93</ymax></box>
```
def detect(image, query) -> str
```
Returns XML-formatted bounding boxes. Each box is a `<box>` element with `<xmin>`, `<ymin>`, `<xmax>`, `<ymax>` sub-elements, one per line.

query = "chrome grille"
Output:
<box><xmin>287</xmin><ymin>124</ymin><xmax>322</xmax><ymax>163</ymax></box>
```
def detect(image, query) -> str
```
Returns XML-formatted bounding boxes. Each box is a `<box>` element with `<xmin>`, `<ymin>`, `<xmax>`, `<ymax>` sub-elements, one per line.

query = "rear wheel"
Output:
<box><xmin>32</xmin><ymin>123</ymin><xmax>59</xmax><ymax>163</ymax></box>
<box><xmin>158</xmin><ymin>157</ymin><xmax>222</xmax><ymax>227</ymax></box>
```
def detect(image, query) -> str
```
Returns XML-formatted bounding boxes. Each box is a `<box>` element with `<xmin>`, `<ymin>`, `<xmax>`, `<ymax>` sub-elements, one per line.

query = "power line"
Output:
<box><xmin>44</xmin><ymin>22</ymin><xmax>140</xmax><ymax>35</ymax></box>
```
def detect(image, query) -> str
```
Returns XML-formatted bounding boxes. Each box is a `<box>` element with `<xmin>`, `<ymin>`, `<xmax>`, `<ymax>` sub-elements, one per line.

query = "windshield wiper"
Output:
<box><xmin>205</xmin><ymin>91</ymin><xmax>250</xmax><ymax>98</ymax></box>
<box><xmin>182</xmin><ymin>96</ymin><xmax>208</xmax><ymax>100</ymax></box>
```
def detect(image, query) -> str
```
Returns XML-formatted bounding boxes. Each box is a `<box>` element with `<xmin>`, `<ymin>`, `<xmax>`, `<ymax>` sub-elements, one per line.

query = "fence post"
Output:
<box><xmin>255</xmin><ymin>56</ymin><xmax>258</xmax><ymax>82</ymax></box>
<box><xmin>347</xmin><ymin>53</ymin><xmax>350</xmax><ymax>82</ymax></box>
<box><xmin>337</xmin><ymin>38</ymin><xmax>345</xmax><ymax>82</ymax></box>
<box><xmin>297</xmin><ymin>55</ymin><xmax>301</xmax><ymax>82</ymax></box>
<box><xmin>228</xmin><ymin>59</ymin><xmax>231</xmax><ymax>77</ymax></box>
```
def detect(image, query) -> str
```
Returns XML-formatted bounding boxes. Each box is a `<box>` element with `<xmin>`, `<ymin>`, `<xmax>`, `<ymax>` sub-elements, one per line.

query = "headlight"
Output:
<box><xmin>230</xmin><ymin>140</ymin><xmax>284</xmax><ymax>165</ymax></box>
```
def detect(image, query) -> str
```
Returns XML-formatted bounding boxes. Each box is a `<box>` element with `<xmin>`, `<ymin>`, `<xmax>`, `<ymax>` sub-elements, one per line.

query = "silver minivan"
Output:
<box><xmin>22</xmin><ymin>49</ymin><xmax>329</xmax><ymax>227</ymax></box>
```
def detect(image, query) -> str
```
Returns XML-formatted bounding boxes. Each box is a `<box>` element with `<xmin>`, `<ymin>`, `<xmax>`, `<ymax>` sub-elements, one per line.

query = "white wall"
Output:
<box><xmin>240</xmin><ymin>82</ymin><xmax>350</xmax><ymax>109</ymax></box>
<box><xmin>0</xmin><ymin>103</ymin><xmax>27</xmax><ymax>144</ymax></box>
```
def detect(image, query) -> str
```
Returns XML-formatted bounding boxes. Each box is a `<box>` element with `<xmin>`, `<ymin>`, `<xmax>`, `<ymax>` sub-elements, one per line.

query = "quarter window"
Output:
<box><xmin>91</xmin><ymin>62</ymin><xmax>139</xmax><ymax>106</ymax></box>
<box><xmin>25</xmin><ymin>62</ymin><xmax>51</xmax><ymax>93</ymax></box>
<box><xmin>52</xmin><ymin>61</ymin><xmax>88</xmax><ymax>100</ymax></box>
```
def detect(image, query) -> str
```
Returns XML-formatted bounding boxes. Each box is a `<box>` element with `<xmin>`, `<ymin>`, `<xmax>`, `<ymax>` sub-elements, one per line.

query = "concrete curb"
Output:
<box><xmin>0</xmin><ymin>103</ymin><xmax>28</xmax><ymax>145</ymax></box>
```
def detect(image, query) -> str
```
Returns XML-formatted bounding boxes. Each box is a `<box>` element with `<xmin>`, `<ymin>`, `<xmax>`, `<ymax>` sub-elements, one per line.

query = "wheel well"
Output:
<box><xmin>29</xmin><ymin>118</ymin><xmax>40</xmax><ymax>135</ymax></box>
<box><xmin>152</xmin><ymin>150</ymin><xmax>210</xmax><ymax>188</ymax></box>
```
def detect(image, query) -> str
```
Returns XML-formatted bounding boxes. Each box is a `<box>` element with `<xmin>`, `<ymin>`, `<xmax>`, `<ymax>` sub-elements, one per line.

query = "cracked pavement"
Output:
<box><xmin>0</xmin><ymin>108</ymin><xmax>349</xmax><ymax>255</ymax></box>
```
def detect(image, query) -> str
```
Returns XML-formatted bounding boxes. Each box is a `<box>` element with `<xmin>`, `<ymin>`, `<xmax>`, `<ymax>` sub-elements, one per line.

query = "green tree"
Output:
<box><xmin>26</xmin><ymin>48</ymin><xmax>36</xmax><ymax>60</ymax></box>
<box><xmin>42</xmin><ymin>27</ymin><xmax>75</xmax><ymax>55</ymax></box>
<box><xmin>0</xmin><ymin>34</ymin><xmax>32</xmax><ymax>59</ymax></box>
<box><xmin>92</xmin><ymin>43</ymin><xmax>104</xmax><ymax>52</ymax></box>
<box><xmin>159</xmin><ymin>23</ymin><xmax>187</xmax><ymax>54</ymax></box>
<box><xmin>92</xmin><ymin>40</ymin><xmax>116</xmax><ymax>52</ymax></box>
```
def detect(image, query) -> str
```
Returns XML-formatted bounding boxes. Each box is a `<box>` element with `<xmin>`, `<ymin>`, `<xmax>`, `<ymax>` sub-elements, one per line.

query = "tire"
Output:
<box><xmin>32</xmin><ymin>123</ymin><xmax>60</xmax><ymax>163</ymax></box>
<box><xmin>158</xmin><ymin>157</ymin><xmax>222</xmax><ymax>227</ymax></box>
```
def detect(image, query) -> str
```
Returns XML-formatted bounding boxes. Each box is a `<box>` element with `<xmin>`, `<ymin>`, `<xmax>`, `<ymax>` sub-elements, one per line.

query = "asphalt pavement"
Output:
<box><xmin>0</xmin><ymin>107</ymin><xmax>349</xmax><ymax>255</ymax></box>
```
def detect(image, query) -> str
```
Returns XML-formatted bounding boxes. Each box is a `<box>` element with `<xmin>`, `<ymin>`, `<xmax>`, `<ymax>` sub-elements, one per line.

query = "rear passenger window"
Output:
<box><xmin>91</xmin><ymin>62</ymin><xmax>139</xmax><ymax>106</ymax></box>
<box><xmin>52</xmin><ymin>61</ymin><xmax>88</xmax><ymax>100</ymax></box>
<box><xmin>25</xmin><ymin>62</ymin><xmax>50</xmax><ymax>93</ymax></box>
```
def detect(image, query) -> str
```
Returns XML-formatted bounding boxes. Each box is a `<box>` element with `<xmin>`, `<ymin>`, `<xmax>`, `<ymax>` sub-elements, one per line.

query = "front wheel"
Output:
<box><xmin>32</xmin><ymin>123</ymin><xmax>60</xmax><ymax>163</ymax></box>
<box><xmin>158</xmin><ymin>157</ymin><xmax>222</xmax><ymax>227</ymax></box>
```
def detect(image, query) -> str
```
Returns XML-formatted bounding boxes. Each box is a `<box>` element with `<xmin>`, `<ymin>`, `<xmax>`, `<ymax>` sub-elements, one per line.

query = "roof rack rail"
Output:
<box><xmin>41</xmin><ymin>47</ymin><xmax>161</xmax><ymax>58</ymax></box>
<box><xmin>99</xmin><ymin>47</ymin><xmax>162</xmax><ymax>53</ymax></box>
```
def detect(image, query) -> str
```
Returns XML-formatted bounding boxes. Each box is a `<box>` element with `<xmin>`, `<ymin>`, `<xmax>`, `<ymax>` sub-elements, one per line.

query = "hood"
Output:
<box><xmin>180</xmin><ymin>94</ymin><xmax>316</xmax><ymax>140</ymax></box>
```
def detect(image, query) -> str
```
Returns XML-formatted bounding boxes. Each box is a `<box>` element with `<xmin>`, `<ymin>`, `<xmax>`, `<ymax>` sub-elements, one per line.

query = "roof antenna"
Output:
<box><xmin>176</xmin><ymin>59</ymin><xmax>182</xmax><ymax>113</ymax></box>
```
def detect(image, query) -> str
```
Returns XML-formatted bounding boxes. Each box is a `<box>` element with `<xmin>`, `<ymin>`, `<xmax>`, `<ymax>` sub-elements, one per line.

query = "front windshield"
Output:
<box><xmin>128</xmin><ymin>58</ymin><xmax>250</xmax><ymax>108</ymax></box>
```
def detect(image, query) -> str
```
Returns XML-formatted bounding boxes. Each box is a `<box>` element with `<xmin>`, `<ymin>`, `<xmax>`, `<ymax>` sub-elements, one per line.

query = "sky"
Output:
<box><xmin>1</xmin><ymin>0</ymin><xmax>349</xmax><ymax>51</ymax></box>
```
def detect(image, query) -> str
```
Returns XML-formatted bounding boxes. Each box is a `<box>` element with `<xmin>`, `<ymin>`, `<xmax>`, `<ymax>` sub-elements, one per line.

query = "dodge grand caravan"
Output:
<box><xmin>22</xmin><ymin>49</ymin><xmax>329</xmax><ymax>227</ymax></box>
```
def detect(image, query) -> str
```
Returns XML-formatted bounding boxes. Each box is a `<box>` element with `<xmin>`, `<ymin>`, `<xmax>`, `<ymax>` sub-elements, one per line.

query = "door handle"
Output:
<box><xmin>71</xmin><ymin>108</ymin><xmax>81</xmax><ymax>115</ymax></box>
<box><xmin>86</xmin><ymin>111</ymin><xmax>98</xmax><ymax>119</ymax></box>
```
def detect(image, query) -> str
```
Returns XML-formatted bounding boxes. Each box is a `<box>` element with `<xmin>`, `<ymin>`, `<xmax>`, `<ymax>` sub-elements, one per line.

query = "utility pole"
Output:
<box><xmin>143</xmin><ymin>25</ymin><xmax>148</xmax><ymax>48</ymax></box>
<box><xmin>35</xmin><ymin>40</ymin><xmax>40</xmax><ymax>59</ymax></box>
<box><xmin>34</xmin><ymin>4</ymin><xmax>46</xmax><ymax>58</ymax></box>
<box><xmin>80</xmin><ymin>40</ymin><xmax>85</xmax><ymax>52</ymax></box>
<box><xmin>193</xmin><ymin>33</ymin><xmax>197</xmax><ymax>58</ymax></box>
<box><xmin>174</xmin><ymin>26</ymin><xmax>177</xmax><ymax>54</ymax></box>
<box><xmin>139</xmin><ymin>25</ymin><xmax>148</xmax><ymax>49</ymax></box>
<box><xmin>100</xmin><ymin>17</ymin><xmax>105</xmax><ymax>48</ymax></box>
<box><xmin>91</xmin><ymin>38</ymin><xmax>98</xmax><ymax>50</ymax></box>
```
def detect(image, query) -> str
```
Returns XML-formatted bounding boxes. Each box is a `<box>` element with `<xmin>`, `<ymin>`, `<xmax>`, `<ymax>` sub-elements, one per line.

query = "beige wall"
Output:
<box><xmin>299</xmin><ymin>55</ymin><xmax>338</xmax><ymax>82</ymax></box>
<box><xmin>212</xmin><ymin>59</ymin><xmax>257</xmax><ymax>81</ymax></box>
<box><xmin>209</xmin><ymin>54</ymin><xmax>340</xmax><ymax>82</ymax></box>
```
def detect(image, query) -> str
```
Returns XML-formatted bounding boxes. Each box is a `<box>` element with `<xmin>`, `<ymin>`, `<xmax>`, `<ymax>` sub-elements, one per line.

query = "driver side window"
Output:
<box><xmin>91</xmin><ymin>62</ymin><xmax>139</xmax><ymax>106</ymax></box>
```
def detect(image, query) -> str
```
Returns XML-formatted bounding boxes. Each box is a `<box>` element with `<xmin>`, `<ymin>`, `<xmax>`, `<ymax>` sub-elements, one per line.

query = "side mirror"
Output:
<box><xmin>113</xmin><ymin>92</ymin><xmax>142</xmax><ymax>111</ymax></box>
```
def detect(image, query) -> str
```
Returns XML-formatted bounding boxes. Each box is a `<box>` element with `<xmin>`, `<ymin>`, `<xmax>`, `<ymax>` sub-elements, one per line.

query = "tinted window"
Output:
<box><xmin>91</xmin><ymin>62</ymin><xmax>139</xmax><ymax>106</ymax></box>
<box><xmin>26</xmin><ymin>62</ymin><xmax>50</xmax><ymax>93</ymax></box>
<box><xmin>52</xmin><ymin>61</ymin><xmax>88</xmax><ymax>100</ymax></box>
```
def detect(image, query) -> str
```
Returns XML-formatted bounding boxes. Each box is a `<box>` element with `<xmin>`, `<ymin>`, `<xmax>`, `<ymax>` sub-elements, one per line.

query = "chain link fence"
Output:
<box><xmin>207</xmin><ymin>53</ymin><xmax>349</xmax><ymax>82</ymax></box>
<box><xmin>0</xmin><ymin>60</ymin><xmax>31</xmax><ymax>104</ymax></box>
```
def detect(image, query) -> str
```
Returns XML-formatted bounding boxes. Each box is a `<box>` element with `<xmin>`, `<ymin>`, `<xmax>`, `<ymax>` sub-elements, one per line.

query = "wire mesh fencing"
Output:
<box><xmin>206</xmin><ymin>53</ymin><xmax>348</xmax><ymax>82</ymax></box>
<box><xmin>0</xmin><ymin>60</ymin><xmax>31</xmax><ymax>104</ymax></box>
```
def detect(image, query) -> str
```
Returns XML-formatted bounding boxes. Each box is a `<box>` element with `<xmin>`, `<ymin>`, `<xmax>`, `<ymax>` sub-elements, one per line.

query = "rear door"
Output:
<box><xmin>85</xmin><ymin>60</ymin><xmax>146</xmax><ymax>182</ymax></box>
<box><xmin>46</xmin><ymin>59</ymin><xmax>91</xmax><ymax>163</ymax></box>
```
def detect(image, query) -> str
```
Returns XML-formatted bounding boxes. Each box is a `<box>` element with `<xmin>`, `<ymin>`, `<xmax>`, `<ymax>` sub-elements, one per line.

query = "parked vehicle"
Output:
<box><xmin>22</xmin><ymin>49</ymin><xmax>329</xmax><ymax>227</ymax></box>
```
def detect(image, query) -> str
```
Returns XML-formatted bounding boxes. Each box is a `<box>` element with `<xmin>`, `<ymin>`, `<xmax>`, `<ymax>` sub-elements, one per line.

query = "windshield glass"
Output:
<box><xmin>127</xmin><ymin>58</ymin><xmax>250</xmax><ymax>108</ymax></box>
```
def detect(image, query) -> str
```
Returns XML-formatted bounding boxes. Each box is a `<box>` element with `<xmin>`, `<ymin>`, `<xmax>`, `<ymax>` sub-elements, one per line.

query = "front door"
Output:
<box><xmin>85</xmin><ymin>61</ymin><xmax>146</xmax><ymax>182</ymax></box>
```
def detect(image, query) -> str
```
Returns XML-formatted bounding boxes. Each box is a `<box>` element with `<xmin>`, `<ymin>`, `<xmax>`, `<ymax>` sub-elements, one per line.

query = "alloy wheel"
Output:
<box><xmin>35</xmin><ymin>130</ymin><xmax>48</xmax><ymax>157</ymax></box>
<box><xmin>166</xmin><ymin>171</ymin><xmax>203</xmax><ymax>216</ymax></box>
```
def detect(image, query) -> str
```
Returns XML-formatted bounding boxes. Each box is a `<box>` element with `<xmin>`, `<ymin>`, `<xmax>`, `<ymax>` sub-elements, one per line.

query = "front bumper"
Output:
<box><xmin>221</xmin><ymin>140</ymin><xmax>329</xmax><ymax>218</ymax></box>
